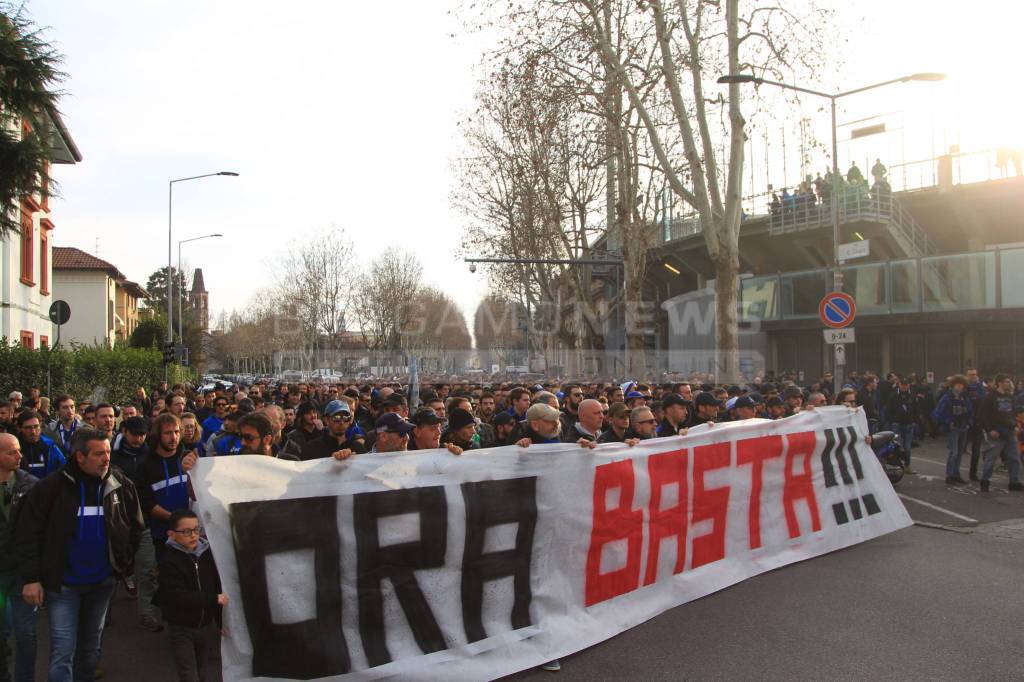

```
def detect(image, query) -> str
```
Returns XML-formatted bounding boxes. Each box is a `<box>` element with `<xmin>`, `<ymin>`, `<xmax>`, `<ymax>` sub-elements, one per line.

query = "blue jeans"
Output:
<box><xmin>981</xmin><ymin>434</ymin><xmax>1021</xmax><ymax>484</ymax></box>
<box><xmin>46</xmin><ymin>577</ymin><xmax>116</xmax><ymax>682</ymax></box>
<box><xmin>945</xmin><ymin>428</ymin><xmax>968</xmax><ymax>478</ymax></box>
<box><xmin>0</xmin><ymin>572</ymin><xmax>37</xmax><ymax>682</ymax></box>
<box><xmin>892</xmin><ymin>424</ymin><xmax>916</xmax><ymax>466</ymax></box>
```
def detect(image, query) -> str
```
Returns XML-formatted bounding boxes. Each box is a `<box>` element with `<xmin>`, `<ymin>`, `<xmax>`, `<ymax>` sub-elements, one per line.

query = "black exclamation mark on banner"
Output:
<box><xmin>822</xmin><ymin>427</ymin><xmax>880</xmax><ymax>525</ymax></box>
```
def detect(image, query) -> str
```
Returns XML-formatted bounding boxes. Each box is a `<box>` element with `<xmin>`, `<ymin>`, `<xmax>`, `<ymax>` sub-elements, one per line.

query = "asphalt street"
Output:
<box><xmin>11</xmin><ymin>439</ymin><xmax>1024</xmax><ymax>681</ymax></box>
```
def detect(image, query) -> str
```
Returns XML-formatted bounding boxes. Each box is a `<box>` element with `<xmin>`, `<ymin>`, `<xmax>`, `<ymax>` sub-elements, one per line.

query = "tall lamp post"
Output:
<box><xmin>177</xmin><ymin>233</ymin><xmax>223</xmax><ymax>342</ymax></box>
<box><xmin>167</xmin><ymin>172</ymin><xmax>238</xmax><ymax>347</ymax></box>
<box><xmin>716</xmin><ymin>72</ymin><xmax>944</xmax><ymax>382</ymax></box>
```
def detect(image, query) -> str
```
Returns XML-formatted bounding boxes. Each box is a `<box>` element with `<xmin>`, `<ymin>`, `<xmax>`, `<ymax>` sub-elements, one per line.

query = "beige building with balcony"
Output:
<box><xmin>52</xmin><ymin>247</ymin><xmax>148</xmax><ymax>347</ymax></box>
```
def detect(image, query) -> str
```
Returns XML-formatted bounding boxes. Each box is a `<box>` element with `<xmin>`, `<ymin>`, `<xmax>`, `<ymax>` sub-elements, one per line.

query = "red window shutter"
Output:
<box><xmin>19</xmin><ymin>204</ymin><xmax>34</xmax><ymax>286</ymax></box>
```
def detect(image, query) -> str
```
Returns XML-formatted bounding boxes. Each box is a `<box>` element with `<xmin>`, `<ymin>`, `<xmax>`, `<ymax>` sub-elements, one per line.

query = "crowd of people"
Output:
<box><xmin>769</xmin><ymin>159</ymin><xmax>893</xmax><ymax>224</ymax></box>
<box><xmin>1</xmin><ymin>366</ymin><xmax>1022</xmax><ymax>680</ymax></box>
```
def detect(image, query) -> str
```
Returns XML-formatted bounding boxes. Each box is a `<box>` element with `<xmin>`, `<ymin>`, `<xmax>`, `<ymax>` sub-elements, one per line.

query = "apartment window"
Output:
<box><xmin>39</xmin><ymin>222</ymin><xmax>50</xmax><ymax>294</ymax></box>
<box><xmin>19</xmin><ymin>204</ymin><xmax>34</xmax><ymax>286</ymax></box>
<box><xmin>40</xmin><ymin>335</ymin><xmax>49</xmax><ymax>348</ymax></box>
<box><xmin>20</xmin><ymin>330</ymin><xmax>33</xmax><ymax>349</ymax></box>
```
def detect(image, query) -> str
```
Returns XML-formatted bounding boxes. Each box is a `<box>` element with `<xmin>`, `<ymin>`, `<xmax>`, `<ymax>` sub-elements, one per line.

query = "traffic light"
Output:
<box><xmin>163</xmin><ymin>342</ymin><xmax>175</xmax><ymax>365</ymax></box>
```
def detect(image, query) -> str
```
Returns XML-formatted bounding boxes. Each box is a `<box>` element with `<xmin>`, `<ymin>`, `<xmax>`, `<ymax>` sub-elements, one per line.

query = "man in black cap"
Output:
<box><xmin>657</xmin><ymin>394</ymin><xmax>691</xmax><ymax>437</ymax></box>
<box><xmin>409</xmin><ymin>409</ymin><xmax>445</xmax><ymax>450</ymax></box>
<box><xmin>688</xmin><ymin>392</ymin><xmax>721</xmax><ymax>427</ymax></box>
<box><xmin>441</xmin><ymin>408</ymin><xmax>480</xmax><ymax>451</ymax></box>
<box><xmin>492</xmin><ymin>412</ymin><xmax>517</xmax><ymax>445</ymax></box>
<box><xmin>302</xmin><ymin>400</ymin><xmax>366</xmax><ymax>460</ymax></box>
<box><xmin>783</xmin><ymin>386</ymin><xmax>804</xmax><ymax>416</ymax></box>
<box><xmin>733</xmin><ymin>395</ymin><xmax>758</xmax><ymax>420</ymax></box>
<box><xmin>765</xmin><ymin>396</ymin><xmax>787</xmax><ymax>419</ymax></box>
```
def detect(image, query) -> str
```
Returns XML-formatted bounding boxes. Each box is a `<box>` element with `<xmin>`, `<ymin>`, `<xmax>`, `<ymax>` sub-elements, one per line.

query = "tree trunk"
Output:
<box><xmin>712</xmin><ymin>248</ymin><xmax>740</xmax><ymax>383</ymax></box>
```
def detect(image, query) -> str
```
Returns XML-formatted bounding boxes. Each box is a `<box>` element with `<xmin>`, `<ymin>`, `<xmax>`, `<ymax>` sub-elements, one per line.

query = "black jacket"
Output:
<box><xmin>885</xmin><ymin>391</ymin><xmax>919</xmax><ymax>425</ymax></box>
<box><xmin>301</xmin><ymin>432</ymin><xmax>366</xmax><ymax>460</ymax></box>
<box><xmin>597</xmin><ymin>427</ymin><xmax>629</xmax><ymax>444</ymax></box>
<box><xmin>281</xmin><ymin>426</ymin><xmax>324</xmax><ymax>459</ymax></box>
<box><xmin>13</xmin><ymin>459</ymin><xmax>144</xmax><ymax>590</ymax></box>
<box><xmin>561</xmin><ymin>422</ymin><xmax>598</xmax><ymax>443</ymax></box>
<box><xmin>157</xmin><ymin>540</ymin><xmax>222</xmax><ymax>628</ymax></box>
<box><xmin>507</xmin><ymin>423</ymin><xmax>560</xmax><ymax>445</ymax></box>
<box><xmin>0</xmin><ymin>470</ymin><xmax>38</xmax><ymax>573</ymax></box>
<box><xmin>976</xmin><ymin>391</ymin><xmax>1016</xmax><ymax>434</ymax></box>
<box><xmin>111</xmin><ymin>441</ymin><xmax>150</xmax><ymax>485</ymax></box>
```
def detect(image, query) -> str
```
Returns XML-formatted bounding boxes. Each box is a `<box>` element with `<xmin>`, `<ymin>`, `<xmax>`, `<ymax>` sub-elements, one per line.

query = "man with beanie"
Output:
<box><xmin>441</xmin><ymin>408</ymin><xmax>480</xmax><ymax>451</ymax></box>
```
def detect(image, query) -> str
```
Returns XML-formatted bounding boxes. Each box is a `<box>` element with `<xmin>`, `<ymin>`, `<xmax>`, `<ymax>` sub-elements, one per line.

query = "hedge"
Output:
<box><xmin>0</xmin><ymin>341</ymin><xmax>193</xmax><ymax>405</ymax></box>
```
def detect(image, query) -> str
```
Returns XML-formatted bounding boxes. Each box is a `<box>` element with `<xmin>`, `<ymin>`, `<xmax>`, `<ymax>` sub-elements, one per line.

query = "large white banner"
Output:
<box><xmin>190</xmin><ymin>407</ymin><xmax>911</xmax><ymax>681</ymax></box>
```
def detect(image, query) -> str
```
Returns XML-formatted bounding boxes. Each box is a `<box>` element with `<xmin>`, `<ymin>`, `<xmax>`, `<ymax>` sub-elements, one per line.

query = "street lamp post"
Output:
<box><xmin>177</xmin><ymin>233</ymin><xmax>224</xmax><ymax>343</ymax></box>
<box><xmin>167</xmin><ymin>172</ymin><xmax>238</xmax><ymax>348</ymax></box>
<box><xmin>716</xmin><ymin>72</ymin><xmax>944</xmax><ymax>383</ymax></box>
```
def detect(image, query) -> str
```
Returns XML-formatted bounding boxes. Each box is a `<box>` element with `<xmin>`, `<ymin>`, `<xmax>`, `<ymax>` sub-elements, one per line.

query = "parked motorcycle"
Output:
<box><xmin>870</xmin><ymin>430</ymin><xmax>906</xmax><ymax>484</ymax></box>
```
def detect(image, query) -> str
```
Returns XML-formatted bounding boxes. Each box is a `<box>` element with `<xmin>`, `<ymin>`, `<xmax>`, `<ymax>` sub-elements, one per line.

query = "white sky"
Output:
<box><xmin>30</xmin><ymin>0</ymin><xmax>1024</xmax><ymax>325</ymax></box>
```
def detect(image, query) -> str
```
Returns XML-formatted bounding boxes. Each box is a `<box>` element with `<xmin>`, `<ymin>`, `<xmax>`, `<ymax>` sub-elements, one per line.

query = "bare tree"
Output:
<box><xmin>455</xmin><ymin>0</ymin><xmax>675</xmax><ymax>377</ymax></box>
<box><xmin>474</xmin><ymin>294</ymin><xmax>526</xmax><ymax>368</ymax></box>
<box><xmin>402</xmin><ymin>286</ymin><xmax>473</xmax><ymax>373</ymax></box>
<box><xmin>350</xmin><ymin>248</ymin><xmax>424</xmax><ymax>364</ymax></box>
<box><xmin>575</xmin><ymin>0</ymin><xmax>828</xmax><ymax>379</ymax></box>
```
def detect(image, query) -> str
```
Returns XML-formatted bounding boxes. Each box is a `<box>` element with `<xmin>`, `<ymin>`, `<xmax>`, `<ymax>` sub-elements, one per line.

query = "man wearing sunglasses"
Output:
<box><xmin>302</xmin><ymin>401</ymin><xmax>366</xmax><ymax>460</ymax></box>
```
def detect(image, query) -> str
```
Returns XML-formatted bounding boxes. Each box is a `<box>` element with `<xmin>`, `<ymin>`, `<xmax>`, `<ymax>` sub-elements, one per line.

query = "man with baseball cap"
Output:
<box><xmin>409</xmin><ymin>408</ymin><xmax>445</xmax><ymax>451</ymax></box>
<box><xmin>335</xmin><ymin>413</ymin><xmax>464</xmax><ymax>458</ymax></box>
<box><xmin>733</xmin><ymin>395</ymin><xmax>758</xmax><ymax>420</ymax></box>
<box><xmin>657</xmin><ymin>394</ymin><xmax>690</xmax><ymax>438</ymax></box>
<box><xmin>303</xmin><ymin>400</ymin><xmax>365</xmax><ymax>460</ymax></box>
<box><xmin>688</xmin><ymin>392</ymin><xmax>722</xmax><ymax>428</ymax></box>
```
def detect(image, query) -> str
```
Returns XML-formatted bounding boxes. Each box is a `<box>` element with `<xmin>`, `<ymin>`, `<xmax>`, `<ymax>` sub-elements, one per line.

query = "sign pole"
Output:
<box><xmin>819</xmin><ymin>291</ymin><xmax>856</xmax><ymax>385</ymax></box>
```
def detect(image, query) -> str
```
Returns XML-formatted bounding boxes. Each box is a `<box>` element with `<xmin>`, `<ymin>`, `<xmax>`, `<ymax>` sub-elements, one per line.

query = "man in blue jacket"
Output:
<box><xmin>16</xmin><ymin>410</ymin><xmax>65</xmax><ymax>479</ymax></box>
<box><xmin>932</xmin><ymin>375</ymin><xmax>973</xmax><ymax>485</ymax></box>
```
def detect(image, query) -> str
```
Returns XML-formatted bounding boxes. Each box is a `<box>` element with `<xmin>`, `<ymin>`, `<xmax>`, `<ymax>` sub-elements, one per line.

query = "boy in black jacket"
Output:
<box><xmin>158</xmin><ymin>508</ymin><xmax>226</xmax><ymax>682</ymax></box>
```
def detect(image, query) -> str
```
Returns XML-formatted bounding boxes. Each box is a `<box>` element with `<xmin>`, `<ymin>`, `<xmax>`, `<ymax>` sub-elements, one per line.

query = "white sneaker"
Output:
<box><xmin>541</xmin><ymin>659</ymin><xmax>561</xmax><ymax>672</ymax></box>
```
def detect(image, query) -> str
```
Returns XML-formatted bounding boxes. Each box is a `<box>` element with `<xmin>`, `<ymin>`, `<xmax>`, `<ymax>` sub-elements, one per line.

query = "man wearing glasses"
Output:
<box><xmin>302</xmin><ymin>401</ymin><xmax>366</xmax><ymax>460</ymax></box>
<box><xmin>17</xmin><ymin>411</ymin><xmax>66</xmax><ymax>478</ymax></box>
<box><xmin>627</xmin><ymin>407</ymin><xmax>658</xmax><ymax>440</ymax></box>
<box><xmin>559</xmin><ymin>384</ymin><xmax>584</xmax><ymax>433</ymax></box>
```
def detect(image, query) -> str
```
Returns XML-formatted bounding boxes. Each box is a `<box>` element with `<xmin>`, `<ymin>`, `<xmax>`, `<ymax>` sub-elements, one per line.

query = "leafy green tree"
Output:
<box><xmin>145</xmin><ymin>266</ymin><xmax>188</xmax><ymax>317</ymax></box>
<box><xmin>0</xmin><ymin>6</ymin><xmax>66</xmax><ymax>237</ymax></box>
<box><xmin>129</xmin><ymin>319</ymin><xmax>163</xmax><ymax>349</ymax></box>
